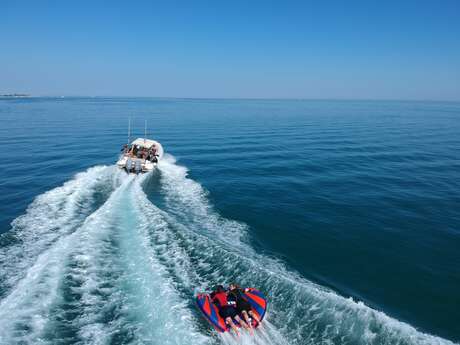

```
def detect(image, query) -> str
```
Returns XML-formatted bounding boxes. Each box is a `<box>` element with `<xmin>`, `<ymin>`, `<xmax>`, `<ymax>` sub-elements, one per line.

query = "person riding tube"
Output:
<box><xmin>211</xmin><ymin>285</ymin><xmax>250</xmax><ymax>335</ymax></box>
<box><xmin>228</xmin><ymin>283</ymin><xmax>261</xmax><ymax>327</ymax></box>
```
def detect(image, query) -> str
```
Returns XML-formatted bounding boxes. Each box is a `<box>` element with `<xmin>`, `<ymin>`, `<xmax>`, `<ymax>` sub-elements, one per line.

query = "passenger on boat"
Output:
<box><xmin>146</xmin><ymin>147</ymin><xmax>157</xmax><ymax>163</ymax></box>
<box><xmin>121</xmin><ymin>144</ymin><xmax>128</xmax><ymax>153</ymax></box>
<box><xmin>149</xmin><ymin>152</ymin><xmax>158</xmax><ymax>163</ymax></box>
<box><xmin>136</xmin><ymin>147</ymin><xmax>144</xmax><ymax>158</ymax></box>
<box><xmin>228</xmin><ymin>283</ymin><xmax>260</xmax><ymax>327</ymax></box>
<box><xmin>130</xmin><ymin>145</ymin><xmax>137</xmax><ymax>156</ymax></box>
<box><xmin>211</xmin><ymin>285</ymin><xmax>249</xmax><ymax>335</ymax></box>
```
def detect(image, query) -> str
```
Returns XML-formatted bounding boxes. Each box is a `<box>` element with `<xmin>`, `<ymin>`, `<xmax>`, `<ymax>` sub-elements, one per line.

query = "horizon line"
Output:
<box><xmin>1</xmin><ymin>94</ymin><xmax>460</xmax><ymax>103</ymax></box>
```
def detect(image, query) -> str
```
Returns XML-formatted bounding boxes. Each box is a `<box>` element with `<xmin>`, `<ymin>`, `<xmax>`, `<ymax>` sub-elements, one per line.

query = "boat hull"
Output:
<box><xmin>117</xmin><ymin>156</ymin><xmax>156</xmax><ymax>173</ymax></box>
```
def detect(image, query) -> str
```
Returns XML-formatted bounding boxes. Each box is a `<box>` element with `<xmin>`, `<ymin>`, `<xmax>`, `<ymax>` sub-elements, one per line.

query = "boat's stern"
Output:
<box><xmin>117</xmin><ymin>154</ymin><xmax>156</xmax><ymax>174</ymax></box>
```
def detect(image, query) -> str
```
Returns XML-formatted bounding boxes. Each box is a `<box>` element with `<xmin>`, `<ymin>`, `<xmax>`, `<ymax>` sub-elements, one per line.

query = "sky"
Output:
<box><xmin>1</xmin><ymin>0</ymin><xmax>460</xmax><ymax>100</ymax></box>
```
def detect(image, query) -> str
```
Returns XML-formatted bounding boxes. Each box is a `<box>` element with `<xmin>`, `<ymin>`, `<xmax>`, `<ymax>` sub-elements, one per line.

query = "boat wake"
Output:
<box><xmin>0</xmin><ymin>156</ymin><xmax>456</xmax><ymax>345</ymax></box>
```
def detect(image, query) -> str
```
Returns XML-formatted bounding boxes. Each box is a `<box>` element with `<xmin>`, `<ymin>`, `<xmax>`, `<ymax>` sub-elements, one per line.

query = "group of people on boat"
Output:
<box><xmin>210</xmin><ymin>284</ymin><xmax>260</xmax><ymax>335</ymax></box>
<box><xmin>121</xmin><ymin>143</ymin><xmax>158</xmax><ymax>163</ymax></box>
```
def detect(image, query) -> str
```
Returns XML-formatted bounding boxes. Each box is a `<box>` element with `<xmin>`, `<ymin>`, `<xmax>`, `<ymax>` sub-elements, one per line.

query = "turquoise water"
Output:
<box><xmin>0</xmin><ymin>97</ymin><xmax>459</xmax><ymax>345</ymax></box>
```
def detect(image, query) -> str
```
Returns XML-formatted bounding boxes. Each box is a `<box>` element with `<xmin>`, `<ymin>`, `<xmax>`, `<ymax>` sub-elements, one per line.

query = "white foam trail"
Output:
<box><xmin>126</xmin><ymin>176</ymin><xmax>211</xmax><ymax>344</ymax></box>
<box><xmin>59</xmin><ymin>173</ymin><xmax>135</xmax><ymax>345</ymax></box>
<box><xmin>158</xmin><ymin>154</ymin><xmax>248</xmax><ymax>247</ymax></box>
<box><xmin>155</xmin><ymin>155</ymin><xmax>456</xmax><ymax>345</ymax></box>
<box><xmin>0</xmin><ymin>165</ymin><xmax>117</xmax><ymax>295</ymax></box>
<box><xmin>0</xmin><ymin>166</ymin><xmax>124</xmax><ymax>344</ymax></box>
<box><xmin>0</xmin><ymin>165</ymin><xmax>211</xmax><ymax>345</ymax></box>
<box><xmin>42</xmin><ymin>172</ymin><xmax>210</xmax><ymax>345</ymax></box>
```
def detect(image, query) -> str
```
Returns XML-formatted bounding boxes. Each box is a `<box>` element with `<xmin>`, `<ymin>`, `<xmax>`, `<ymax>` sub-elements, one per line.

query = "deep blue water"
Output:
<box><xmin>0</xmin><ymin>97</ymin><xmax>459</xmax><ymax>345</ymax></box>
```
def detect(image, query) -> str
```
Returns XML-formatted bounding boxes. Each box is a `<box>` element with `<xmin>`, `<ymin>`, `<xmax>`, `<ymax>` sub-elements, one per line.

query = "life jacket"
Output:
<box><xmin>229</xmin><ymin>288</ymin><xmax>243</xmax><ymax>300</ymax></box>
<box><xmin>212</xmin><ymin>292</ymin><xmax>234</xmax><ymax>308</ymax></box>
<box><xmin>226</xmin><ymin>292</ymin><xmax>237</xmax><ymax>307</ymax></box>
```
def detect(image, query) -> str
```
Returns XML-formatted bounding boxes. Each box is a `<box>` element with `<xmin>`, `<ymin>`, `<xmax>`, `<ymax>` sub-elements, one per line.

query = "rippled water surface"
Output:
<box><xmin>0</xmin><ymin>97</ymin><xmax>459</xmax><ymax>345</ymax></box>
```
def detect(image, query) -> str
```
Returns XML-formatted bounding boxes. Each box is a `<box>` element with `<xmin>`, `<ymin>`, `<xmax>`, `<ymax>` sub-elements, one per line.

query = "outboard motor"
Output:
<box><xmin>135</xmin><ymin>160</ymin><xmax>142</xmax><ymax>174</ymax></box>
<box><xmin>126</xmin><ymin>158</ymin><xmax>133</xmax><ymax>173</ymax></box>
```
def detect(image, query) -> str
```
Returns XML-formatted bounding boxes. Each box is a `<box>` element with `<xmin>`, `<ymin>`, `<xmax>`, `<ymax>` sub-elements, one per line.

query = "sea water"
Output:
<box><xmin>0</xmin><ymin>97</ymin><xmax>459</xmax><ymax>345</ymax></box>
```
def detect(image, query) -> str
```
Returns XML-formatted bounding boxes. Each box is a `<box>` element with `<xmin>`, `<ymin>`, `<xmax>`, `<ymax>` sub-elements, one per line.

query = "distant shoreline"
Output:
<box><xmin>0</xmin><ymin>94</ymin><xmax>30</xmax><ymax>98</ymax></box>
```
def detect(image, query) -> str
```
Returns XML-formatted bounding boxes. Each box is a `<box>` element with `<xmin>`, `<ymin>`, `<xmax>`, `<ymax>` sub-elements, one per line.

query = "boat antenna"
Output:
<box><xmin>127</xmin><ymin>117</ymin><xmax>131</xmax><ymax>145</ymax></box>
<box><xmin>144</xmin><ymin>120</ymin><xmax>147</xmax><ymax>143</ymax></box>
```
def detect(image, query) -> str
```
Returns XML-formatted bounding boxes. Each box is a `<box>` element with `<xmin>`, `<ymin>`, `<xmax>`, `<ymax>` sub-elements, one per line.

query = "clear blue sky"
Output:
<box><xmin>1</xmin><ymin>0</ymin><xmax>459</xmax><ymax>100</ymax></box>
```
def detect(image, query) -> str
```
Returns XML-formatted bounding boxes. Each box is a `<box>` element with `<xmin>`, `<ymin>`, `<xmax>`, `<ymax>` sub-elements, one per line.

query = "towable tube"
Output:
<box><xmin>196</xmin><ymin>288</ymin><xmax>267</xmax><ymax>333</ymax></box>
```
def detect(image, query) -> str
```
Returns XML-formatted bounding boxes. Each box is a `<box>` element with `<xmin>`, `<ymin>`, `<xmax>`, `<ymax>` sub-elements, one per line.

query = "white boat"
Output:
<box><xmin>116</xmin><ymin>120</ymin><xmax>164</xmax><ymax>173</ymax></box>
<box><xmin>117</xmin><ymin>138</ymin><xmax>164</xmax><ymax>173</ymax></box>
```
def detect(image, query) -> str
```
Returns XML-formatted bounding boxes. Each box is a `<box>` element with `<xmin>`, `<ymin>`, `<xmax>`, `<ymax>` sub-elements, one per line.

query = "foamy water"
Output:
<box><xmin>0</xmin><ymin>156</ymin><xmax>456</xmax><ymax>344</ymax></box>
